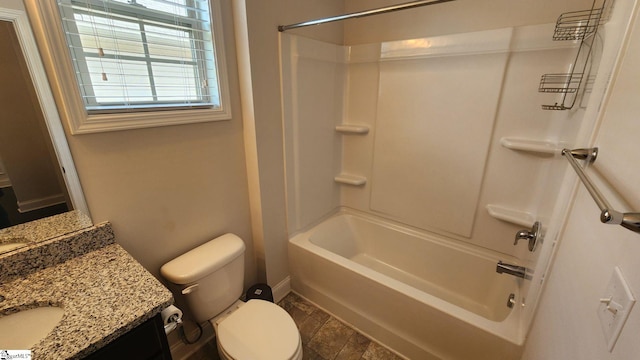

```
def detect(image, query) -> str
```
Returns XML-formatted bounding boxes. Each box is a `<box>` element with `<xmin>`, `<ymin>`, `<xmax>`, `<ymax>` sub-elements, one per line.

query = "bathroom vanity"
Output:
<box><xmin>0</xmin><ymin>216</ymin><xmax>174</xmax><ymax>359</ymax></box>
<box><xmin>85</xmin><ymin>313</ymin><xmax>171</xmax><ymax>360</ymax></box>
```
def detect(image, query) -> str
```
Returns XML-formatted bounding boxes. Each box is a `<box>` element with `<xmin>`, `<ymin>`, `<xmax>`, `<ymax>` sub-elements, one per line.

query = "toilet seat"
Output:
<box><xmin>214</xmin><ymin>300</ymin><xmax>302</xmax><ymax>360</ymax></box>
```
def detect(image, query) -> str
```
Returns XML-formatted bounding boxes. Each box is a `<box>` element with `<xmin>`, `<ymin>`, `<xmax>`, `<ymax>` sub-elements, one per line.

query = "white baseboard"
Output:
<box><xmin>17</xmin><ymin>193</ymin><xmax>65</xmax><ymax>213</ymax></box>
<box><xmin>0</xmin><ymin>175</ymin><xmax>10</xmax><ymax>188</ymax></box>
<box><xmin>272</xmin><ymin>276</ymin><xmax>291</xmax><ymax>303</ymax></box>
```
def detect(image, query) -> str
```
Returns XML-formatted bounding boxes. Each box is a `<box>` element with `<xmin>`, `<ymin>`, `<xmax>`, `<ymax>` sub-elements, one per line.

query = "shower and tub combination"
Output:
<box><xmin>278</xmin><ymin>0</ymin><xmax>627</xmax><ymax>358</ymax></box>
<box><xmin>289</xmin><ymin>211</ymin><xmax>524</xmax><ymax>359</ymax></box>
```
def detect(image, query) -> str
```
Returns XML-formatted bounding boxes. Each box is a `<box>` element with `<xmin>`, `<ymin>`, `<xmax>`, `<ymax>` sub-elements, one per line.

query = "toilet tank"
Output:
<box><xmin>161</xmin><ymin>233</ymin><xmax>246</xmax><ymax>323</ymax></box>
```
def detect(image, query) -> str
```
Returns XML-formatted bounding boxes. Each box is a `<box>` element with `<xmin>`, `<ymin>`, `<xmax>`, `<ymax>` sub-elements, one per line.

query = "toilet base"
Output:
<box><xmin>216</xmin><ymin>337</ymin><xmax>303</xmax><ymax>360</ymax></box>
<box><xmin>209</xmin><ymin>300</ymin><xmax>303</xmax><ymax>360</ymax></box>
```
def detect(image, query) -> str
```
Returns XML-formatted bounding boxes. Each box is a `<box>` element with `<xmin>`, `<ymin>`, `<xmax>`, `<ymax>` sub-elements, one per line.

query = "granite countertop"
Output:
<box><xmin>0</xmin><ymin>221</ymin><xmax>173</xmax><ymax>359</ymax></box>
<box><xmin>0</xmin><ymin>210</ymin><xmax>93</xmax><ymax>246</ymax></box>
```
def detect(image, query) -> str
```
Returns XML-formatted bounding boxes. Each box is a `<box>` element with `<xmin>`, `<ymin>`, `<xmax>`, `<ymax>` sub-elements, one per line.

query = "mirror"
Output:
<box><xmin>0</xmin><ymin>20</ymin><xmax>69</xmax><ymax>228</ymax></box>
<box><xmin>0</xmin><ymin>5</ymin><xmax>91</xmax><ymax>254</ymax></box>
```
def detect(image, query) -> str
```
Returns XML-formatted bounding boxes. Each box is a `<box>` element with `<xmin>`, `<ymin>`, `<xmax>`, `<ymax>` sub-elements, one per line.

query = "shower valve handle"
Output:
<box><xmin>514</xmin><ymin>221</ymin><xmax>541</xmax><ymax>252</ymax></box>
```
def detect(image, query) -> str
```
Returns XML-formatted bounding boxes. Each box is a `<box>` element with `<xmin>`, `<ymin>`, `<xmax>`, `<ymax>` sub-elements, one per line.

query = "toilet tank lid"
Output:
<box><xmin>160</xmin><ymin>233</ymin><xmax>245</xmax><ymax>285</ymax></box>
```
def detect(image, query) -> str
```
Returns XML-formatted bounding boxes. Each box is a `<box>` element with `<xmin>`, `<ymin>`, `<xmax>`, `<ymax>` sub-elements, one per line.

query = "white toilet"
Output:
<box><xmin>160</xmin><ymin>233</ymin><xmax>303</xmax><ymax>360</ymax></box>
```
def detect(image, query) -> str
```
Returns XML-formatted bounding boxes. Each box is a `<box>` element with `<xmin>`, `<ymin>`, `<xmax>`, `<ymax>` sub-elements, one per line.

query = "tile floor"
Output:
<box><xmin>186</xmin><ymin>292</ymin><xmax>404</xmax><ymax>360</ymax></box>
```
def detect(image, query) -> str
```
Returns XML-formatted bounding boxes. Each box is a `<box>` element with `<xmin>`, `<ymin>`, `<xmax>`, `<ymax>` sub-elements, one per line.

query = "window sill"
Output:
<box><xmin>72</xmin><ymin>106</ymin><xmax>231</xmax><ymax>134</ymax></box>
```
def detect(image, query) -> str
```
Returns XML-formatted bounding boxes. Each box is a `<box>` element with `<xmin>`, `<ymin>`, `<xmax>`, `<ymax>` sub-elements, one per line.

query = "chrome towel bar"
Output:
<box><xmin>562</xmin><ymin>148</ymin><xmax>640</xmax><ymax>233</ymax></box>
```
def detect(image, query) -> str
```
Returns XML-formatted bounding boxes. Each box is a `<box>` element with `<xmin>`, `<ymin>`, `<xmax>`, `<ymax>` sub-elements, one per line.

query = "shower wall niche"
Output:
<box><xmin>281</xmin><ymin>23</ymin><xmax>592</xmax><ymax>258</ymax></box>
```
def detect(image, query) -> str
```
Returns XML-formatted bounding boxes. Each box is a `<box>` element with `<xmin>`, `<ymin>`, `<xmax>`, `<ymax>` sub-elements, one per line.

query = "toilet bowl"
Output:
<box><xmin>213</xmin><ymin>300</ymin><xmax>303</xmax><ymax>360</ymax></box>
<box><xmin>160</xmin><ymin>233</ymin><xmax>303</xmax><ymax>360</ymax></box>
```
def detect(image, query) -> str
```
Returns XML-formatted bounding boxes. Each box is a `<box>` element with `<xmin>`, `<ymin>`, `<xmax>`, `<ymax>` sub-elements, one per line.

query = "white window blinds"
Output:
<box><xmin>57</xmin><ymin>0</ymin><xmax>221</xmax><ymax>113</ymax></box>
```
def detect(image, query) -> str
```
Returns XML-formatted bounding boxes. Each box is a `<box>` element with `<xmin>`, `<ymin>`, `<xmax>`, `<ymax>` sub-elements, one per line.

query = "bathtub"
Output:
<box><xmin>289</xmin><ymin>210</ymin><xmax>525</xmax><ymax>360</ymax></box>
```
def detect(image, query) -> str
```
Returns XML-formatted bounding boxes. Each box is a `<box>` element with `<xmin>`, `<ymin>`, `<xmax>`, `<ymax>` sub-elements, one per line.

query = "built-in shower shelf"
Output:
<box><xmin>486</xmin><ymin>204</ymin><xmax>536</xmax><ymax>228</ymax></box>
<box><xmin>500</xmin><ymin>137</ymin><xmax>562</xmax><ymax>156</ymax></box>
<box><xmin>335</xmin><ymin>124</ymin><xmax>370</xmax><ymax>134</ymax></box>
<box><xmin>334</xmin><ymin>174</ymin><xmax>367</xmax><ymax>186</ymax></box>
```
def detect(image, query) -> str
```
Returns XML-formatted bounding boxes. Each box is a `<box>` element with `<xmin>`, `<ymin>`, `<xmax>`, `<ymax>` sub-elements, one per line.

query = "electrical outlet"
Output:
<box><xmin>598</xmin><ymin>267</ymin><xmax>636</xmax><ymax>351</ymax></box>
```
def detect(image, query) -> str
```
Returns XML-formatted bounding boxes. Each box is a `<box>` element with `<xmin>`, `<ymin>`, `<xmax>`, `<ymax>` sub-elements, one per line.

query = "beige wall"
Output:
<box><xmin>75</xmin><ymin>0</ymin><xmax>255</xmax><ymax>283</ymax></box>
<box><xmin>239</xmin><ymin>0</ymin><xmax>344</xmax><ymax>286</ymax></box>
<box><xmin>0</xmin><ymin>0</ymin><xmax>19</xmax><ymax>11</ymax></box>
<box><xmin>18</xmin><ymin>0</ymin><xmax>256</xmax><ymax>287</ymax></box>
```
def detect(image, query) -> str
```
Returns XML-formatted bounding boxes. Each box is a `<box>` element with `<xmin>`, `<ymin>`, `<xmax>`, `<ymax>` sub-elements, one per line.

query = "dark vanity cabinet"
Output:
<box><xmin>85</xmin><ymin>313</ymin><xmax>172</xmax><ymax>360</ymax></box>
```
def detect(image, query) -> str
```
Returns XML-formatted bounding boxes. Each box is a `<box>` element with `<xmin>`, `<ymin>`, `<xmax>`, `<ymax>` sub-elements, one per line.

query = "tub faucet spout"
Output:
<box><xmin>496</xmin><ymin>261</ymin><xmax>527</xmax><ymax>279</ymax></box>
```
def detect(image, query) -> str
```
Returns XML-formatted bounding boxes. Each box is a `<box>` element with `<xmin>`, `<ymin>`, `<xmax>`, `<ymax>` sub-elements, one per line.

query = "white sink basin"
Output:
<box><xmin>0</xmin><ymin>306</ymin><xmax>65</xmax><ymax>349</ymax></box>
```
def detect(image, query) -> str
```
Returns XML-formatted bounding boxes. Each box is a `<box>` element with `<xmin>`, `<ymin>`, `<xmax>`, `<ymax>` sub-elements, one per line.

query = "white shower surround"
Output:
<box><xmin>281</xmin><ymin>25</ymin><xmax>581</xmax><ymax>256</ymax></box>
<box><xmin>280</xmin><ymin>22</ymin><xmax>597</xmax><ymax>360</ymax></box>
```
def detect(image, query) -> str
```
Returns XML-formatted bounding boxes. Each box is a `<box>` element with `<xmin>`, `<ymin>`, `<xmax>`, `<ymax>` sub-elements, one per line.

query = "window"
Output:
<box><xmin>26</xmin><ymin>0</ymin><xmax>231</xmax><ymax>133</ymax></box>
<box><xmin>58</xmin><ymin>0</ymin><xmax>222</xmax><ymax>112</ymax></box>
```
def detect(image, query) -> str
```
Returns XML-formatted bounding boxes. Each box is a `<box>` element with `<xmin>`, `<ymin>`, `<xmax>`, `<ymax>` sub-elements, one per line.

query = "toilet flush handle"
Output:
<box><xmin>182</xmin><ymin>284</ymin><xmax>199</xmax><ymax>295</ymax></box>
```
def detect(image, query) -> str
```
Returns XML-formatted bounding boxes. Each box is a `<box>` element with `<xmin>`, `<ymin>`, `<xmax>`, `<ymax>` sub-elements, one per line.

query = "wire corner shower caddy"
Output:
<box><xmin>539</xmin><ymin>0</ymin><xmax>607</xmax><ymax>110</ymax></box>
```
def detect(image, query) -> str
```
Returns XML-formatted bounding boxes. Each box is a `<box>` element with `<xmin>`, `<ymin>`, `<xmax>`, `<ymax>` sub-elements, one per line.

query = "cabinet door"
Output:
<box><xmin>86</xmin><ymin>313</ymin><xmax>172</xmax><ymax>360</ymax></box>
